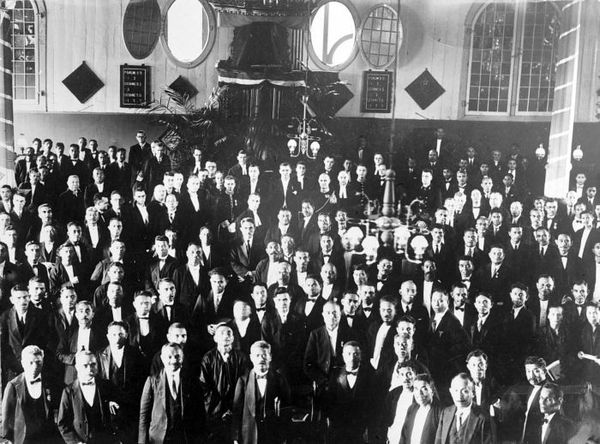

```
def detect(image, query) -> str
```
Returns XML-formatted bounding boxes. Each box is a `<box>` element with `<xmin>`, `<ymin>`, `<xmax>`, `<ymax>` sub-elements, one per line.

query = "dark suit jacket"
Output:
<box><xmin>400</xmin><ymin>402</ymin><xmax>441</xmax><ymax>444</ymax></box>
<box><xmin>0</xmin><ymin>261</ymin><xmax>20</xmax><ymax>310</ymax></box>
<box><xmin>229</xmin><ymin>238</ymin><xmax>266</xmax><ymax>279</ymax></box>
<box><xmin>573</xmin><ymin>227</ymin><xmax>600</xmax><ymax>263</ymax></box>
<box><xmin>125</xmin><ymin>312</ymin><xmax>165</xmax><ymax>361</ymax></box>
<box><xmin>56</xmin><ymin>190</ymin><xmax>86</xmax><ymax>224</ymax></box>
<box><xmin>1</xmin><ymin>373</ymin><xmax>60</xmax><ymax>444</ymax></box>
<box><xmin>538</xmin><ymin>413</ymin><xmax>575</xmax><ymax>444</ymax></box>
<box><xmin>261</xmin><ymin>313</ymin><xmax>307</xmax><ymax>380</ymax></box>
<box><xmin>138</xmin><ymin>370</ymin><xmax>204</xmax><ymax>444</ymax></box>
<box><xmin>292</xmin><ymin>295</ymin><xmax>325</xmax><ymax>332</ymax></box>
<box><xmin>366</xmin><ymin>320</ymin><xmax>397</xmax><ymax>373</ymax></box>
<box><xmin>472</xmin><ymin>262</ymin><xmax>512</xmax><ymax>308</ymax></box>
<box><xmin>143</xmin><ymin>256</ymin><xmax>178</xmax><ymax>294</ymax></box>
<box><xmin>231</xmin><ymin>369</ymin><xmax>291</xmax><ymax>444</ymax></box>
<box><xmin>303</xmin><ymin>324</ymin><xmax>358</xmax><ymax>385</ymax></box>
<box><xmin>57</xmin><ymin>378</ymin><xmax>118</xmax><ymax>444</ymax></box>
<box><xmin>173</xmin><ymin>264</ymin><xmax>206</xmax><ymax>308</ymax></box>
<box><xmin>325</xmin><ymin>365</ymin><xmax>374</xmax><ymax>430</ymax></box>
<box><xmin>0</xmin><ymin>307</ymin><xmax>49</xmax><ymax>377</ymax></box>
<box><xmin>428</xmin><ymin>312</ymin><xmax>469</xmax><ymax>384</ymax></box>
<box><xmin>435</xmin><ymin>404</ymin><xmax>492</xmax><ymax>444</ymax></box>
<box><xmin>56</xmin><ymin>325</ymin><xmax>105</xmax><ymax>384</ymax></box>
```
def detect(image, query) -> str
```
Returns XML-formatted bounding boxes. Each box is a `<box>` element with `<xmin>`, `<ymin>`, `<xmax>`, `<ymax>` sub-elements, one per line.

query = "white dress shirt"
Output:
<box><xmin>541</xmin><ymin>413</ymin><xmax>556</xmax><ymax>442</ymax></box>
<box><xmin>77</xmin><ymin>327</ymin><xmax>91</xmax><ymax>351</ymax></box>
<box><xmin>455</xmin><ymin>405</ymin><xmax>472</xmax><ymax>430</ymax></box>
<box><xmin>137</xmin><ymin>204</ymin><xmax>149</xmax><ymax>225</ymax></box>
<box><xmin>371</xmin><ymin>323</ymin><xmax>391</xmax><ymax>369</ymax></box>
<box><xmin>167</xmin><ymin>370</ymin><xmax>181</xmax><ymax>399</ymax></box>
<box><xmin>88</xmin><ymin>225</ymin><xmax>100</xmax><ymax>247</ymax></box>
<box><xmin>111</xmin><ymin>346</ymin><xmax>124</xmax><ymax>368</ymax></box>
<box><xmin>189</xmin><ymin>192</ymin><xmax>200</xmax><ymax>211</ymax></box>
<box><xmin>266</xmin><ymin>262</ymin><xmax>279</xmax><ymax>287</ymax></box>
<box><xmin>579</xmin><ymin>228</ymin><xmax>591</xmax><ymax>258</ymax></box>
<box><xmin>346</xmin><ymin>371</ymin><xmax>357</xmax><ymax>389</ymax></box>
<box><xmin>256</xmin><ymin>374</ymin><xmax>267</xmax><ymax>397</ymax></box>
<box><xmin>322</xmin><ymin>283</ymin><xmax>333</xmax><ymax>301</ymax></box>
<box><xmin>25</xmin><ymin>376</ymin><xmax>43</xmax><ymax>399</ymax></box>
<box><xmin>423</xmin><ymin>281</ymin><xmax>433</xmax><ymax>314</ymax></box>
<box><xmin>189</xmin><ymin>265</ymin><xmax>201</xmax><ymax>286</ymax></box>
<box><xmin>80</xmin><ymin>380</ymin><xmax>96</xmax><ymax>406</ymax></box>
<box><xmin>236</xmin><ymin>318</ymin><xmax>251</xmax><ymax>337</ymax></box>
<box><xmin>111</xmin><ymin>306</ymin><xmax>122</xmax><ymax>322</ymax></box>
<box><xmin>327</xmin><ymin>327</ymin><xmax>338</xmax><ymax>356</ymax></box>
<box><xmin>410</xmin><ymin>404</ymin><xmax>431</xmax><ymax>444</ymax></box>
<box><xmin>388</xmin><ymin>388</ymin><xmax>414</xmax><ymax>444</ymax></box>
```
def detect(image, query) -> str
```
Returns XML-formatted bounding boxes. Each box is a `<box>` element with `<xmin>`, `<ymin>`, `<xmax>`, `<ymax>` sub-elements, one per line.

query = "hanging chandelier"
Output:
<box><xmin>286</xmin><ymin>94</ymin><xmax>322</xmax><ymax>160</ymax></box>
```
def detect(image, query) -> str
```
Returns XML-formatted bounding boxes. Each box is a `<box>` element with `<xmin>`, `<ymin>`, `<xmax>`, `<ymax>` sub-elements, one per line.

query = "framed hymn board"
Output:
<box><xmin>360</xmin><ymin>70</ymin><xmax>393</xmax><ymax>113</ymax></box>
<box><xmin>120</xmin><ymin>65</ymin><xmax>151</xmax><ymax>108</ymax></box>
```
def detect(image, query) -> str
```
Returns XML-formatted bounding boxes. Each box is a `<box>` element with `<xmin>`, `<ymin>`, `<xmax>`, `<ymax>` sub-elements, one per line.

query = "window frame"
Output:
<box><xmin>11</xmin><ymin>0</ymin><xmax>46</xmax><ymax>112</ymax></box>
<box><xmin>359</xmin><ymin>3</ymin><xmax>402</xmax><ymax>70</ymax></box>
<box><xmin>461</xmin><ymin>0</ymin><xmax>561</xmax><ymax>120</ymax></box>
<box><xmin>307</xmin><ymin>0</ymin><xmax>360</xmax><ymax>72</ymax></box>
<box><xmin>160</xmin><ymin>0</ymin><xmax>216</xmax><ymax>69</ymax></box>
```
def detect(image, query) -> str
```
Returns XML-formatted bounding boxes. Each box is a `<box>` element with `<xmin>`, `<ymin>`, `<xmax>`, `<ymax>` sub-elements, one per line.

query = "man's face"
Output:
<box><xmin>277</xmin><ymin>263</ymin><xmax>291</xmax><ymax>284</ymax></box>
<box><xmin>252</xmin><ymin>286</ymin><xmax>268</xmax><ymax>308</ymax></box>
<box><xmin>467</xmin><ymin>356</ymin><xmax>487</xmax><ymax>381</ymax></box>
<box><xmin>452</xmin><ymin>287</ymin><xmax>468</xmax><ymax>308</ymax></box>
<box><xmin>341</xmin><ymin>294</ymin><xmax>360</xmax><ymax>315</ymax></box>
<box><xmin>187</xmin><ymin>177</ymin><xmax>201</xmax><ymax>193</ymax></box>
<box><xmin>525</xmin><ymin>364</ymin><xmax>546</xmax><ymax>386</ymax></box>
<box><xmin>536</xmin><ymin>277</ymin><xmax>553</xmax><ymax>299</ymax></box>
<box><xmin>545</xmin><ymin>202</ymin><xmax>558</xmax><ymax>218</ymax></box>
<box><xmin>421</xmin><ymin>172</ymin><xmax>433</xmax><ymax>187</ymax></box>
<box><xmin>85</xmin><ymin>208</ymin><xmax>99</xmax><ymax>224</ymax></box>
<box><xmin>75</xmin><ymin>355</ymin><xmax>98</xmax><ymax>383</ymax></box>
<box><xmin>398</xmin><ymin>366</ymin><xmax>415</xmax><ymax>389</ymax></box>
<box><xmin>303</xmin><ymin>278</ymin><xmax>321</xmax><ymax>297</ymax></box>
<box><xmin>240</xmin><ymin>222</ymin><xmax>255</xmax><ymax>240</ymax></box>
<box><xmin>509</xmin><ymin>227</ymin><xmax>523</xmax><ymax>243</ymax></box>
<box><xmin>159</xmin><ymin>282</ymin><xmax>176</xmax><ymax>305</ymax></box>
<box><xmin>67</xmin><ymin>225</ymin><xmax>82</xmax><ymax>242</ymax></box>
<box><xmin>413</xmin><ymin>380</ymin><xmax>434</xmax><ymax>407</ymax></box>
<box><xmin>233</xmin><ymin>302</ymin><xmax>251</xmax><ymax>321</ymax></box>
<box><xmin>155</xmin><ymin>240</ymin><xmax>169</xmax><ymax>258</ymax></box>
<box><xmin>186</xmin><ymin>244</ymin><xmax>201</xmax><ymax>266</ymax></box>
<box><xmin>317</xmin><ymin>215</ymin><xmax>331</xmax><ymax>232</ymax></box>
<box><xmin>106</xmin><ymin>326</ymin><xmax>127</xmax><ymax>348</ymax></box>
<box><xmin>490</xmin><ymin>212</ymin><xmax>502</xmax><ymax>226</ymax></box>
<box><xmin>274</xmin><ymin>294</ymin><xmax>291</xmax><ymax>316</ymax></box>
<box><xmin>586</xmin><ymin>306</ymin><xmax>600</xmax><ymax>326</ymax></box>
<box><xmin>377</xmin><ymin>259</ymin><xmax>393</xmax><ymax>277</ymax></box>
<box><xmin>322</xmin><ymin>304</ymin><xmax>340</xmax><ymax>330</ymax></box>
<box><xmin>510</xmin><ymin>287</ymin><xmax>526</xmax><ymax>307</ymax></box>
<box><xmin>489</xmin><ymin>247</ymin><xmax>504</xmax><ymax>265</ymax></box>
<box><xmin>279</xmin><ymin>165</ymin><xmax>291</xmax><ymax>179</ymax></box>
<box><xmin>356</xmin><ymin>165</ymin><xmax>367</xmax><ymax>179</ymax></box>
<box><xmin>250</xmin><ymin>347</ymin><xmax>271</xmax><ymax>375</ymax></box>
<box><xmin>503</xmin><ymin>175</ymin><xmax>514</xmax><ymax>188</ymax></box>
<box><xmin>457</xmin><ymin>172</ymin><xmax>467</xmax><ymax>185</ymax></box>
<box><xmin>320</xmin><ymin>236</ymin><xmax>333</xmax><ymax>252</ymax></box>
<box><xmin>278</xmin><ymin>211</ymin><xmax>291</xmax><ymax>225</ymax></box>
<box><xmin>108</xmin><ymin>222</ymin><xmax>123</xmax><ymax>239</ymax></box>
<box><xmin>450</xmin><ymin>377</ymin><xmax>474</xmax><ymax>408</ymax></box>
<box><xmin>324</xmin><ymin>157</ymin><xmax>334</xmax><ymax>170</ymax></box>
<box><xmin>67</xmin><ymin>177</ymin><xmax>80</xmax><ymax>192</ymax></box>
<box><xmin>10</xmin><ymin>291</ymin><xmax>30</xmax><ymax>313</ymax></box>
<box><xmin>431</xmin><ymin>292</ymin><xmax>448</xmax><ymax>313</ymax></box>
<box><xmin>379</xmin><ymin>301</ymin><xmax>396</xmax><ymax>323</ymax></box>
<box><xmin>28</xmin><ymin>282</ymin><xmax>46</xmax><ymax>304</ymax></box>
<box><xmin>75</xmin><ymin>304</ymin><xmax>93</xmax><ymax>325</ymax></box>
<box><xmin>431</xmin><ymin>227</ymin><xmax>444</xmax><ymax>243</ymax></box>
<box><xmin>400</xmin><ymin>282</ymin><xmax>417</xmax><ymax>304</ymax></box>
<box><xmin>463</xmin><ymin>230</ymin><xmax>476</xmax><ymax>247</ymax></box>
<box><xmin>161</xmin><ymin>347</ymin><xmax>183</xmax><ymax>373</ymax></box>
<box><xmin>134</xmin><ymin>296</ymin><xmax>152</xmax><ymax>316</ymax></box>
<box><xmin>210</xmin><ymin>274</ymin><xmax>227</xmax><ymax>294</ymax></box>
<box><xmin>22</xmin><ymin>353</ymin><xmax>43</xmax><ymax>379</ymax></box>
<box><xmin>106</xmin><ymin>284</ymin><xmax>122</xmax><ymax>306</ymax></box>
<box><xmin>294</xmin><ymin>251</ymin><xmax>310</xmax><ymax>271</ymax></box>
<box><xmin>359</xmin><ymin>286</ymin><xmax>375</xmax><ymax>305</ymax></box>
<box><xmin>167</xmin><ymin>328</ymin><xmax>187</xmax><ymax>345</ymax></box>
<box><xmin>572</xmin><ymin>284</ymin><xmax>588</xmax><ymax>305</ymax></box>
<box><xmin>60</xmin><ymin>290</ymin><xmax>77</xmax><ymax>311</ymax></box>
<box><xmin>539</xmin><ymin>388</ymin><xmax>562</xmax><ymax>415</ymax></box>
<box><xmin>69</xmin><ymin>145</ymin><xmax>79</xmax><ymax>159</ymax></box>
<box><xmin>397</xmin><ymin>321</ymin><xmax>414</xmax><ymax>340</ymax></box>
<box><xmin>318</xmin><ymin>175</ymin><xmax>330</xmax><ymax>189</ymax></box>
<box><xmin>214</xmin><ymin>325</ymin><xmax>234</xmax><ymax>352</ymax></box>
<box><xmin>342</xmin><ymin>345</ymin><xmax>361</xmax><ymax>370</ymax></box>
<box><xmin>548</xmin><ymin>307</ymin><xmax>563</xmax><ymax>330</ymax></box>
<box><xmin>237</xmin><ymin>152</ymin><xmax>247</xmax><ymax>165</ymax></box>
<box><xmin>25</xmin><ymin>244</ymin><xmax>41</xmax><ymax>263</ymax></box>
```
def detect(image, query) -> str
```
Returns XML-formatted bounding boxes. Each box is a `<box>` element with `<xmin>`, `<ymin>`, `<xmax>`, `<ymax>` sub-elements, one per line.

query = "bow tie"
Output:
<box><xmin>81</xmin><ymin>381</ymin><xmax>95</xmax><ymax>386</ymax></box>
<box><xmin>346</xmin><ymin>369</ymin><xmax>359</xmax><ymax>376</ymax></box>
<box><xmin>28</xmin><ymin>378</ymin><xmax>41</xmax><ymax>384</ymax></box>
<box><xmin>139</xmin><ymin>316</ymin><xmax>149</xmax><ymax>320</ymax></box>
<box><xmin>543</xmin><ymin>417</ymin><xmax>551</xmax><ymax>424</ymax></box>
<box><xmin>307</xmin><ymin>297</ymin><xmax>319</xmax><ymax>302</ymax></box>
<box><xmin>256</xmin><ymin>374</ymin><xmax>267</xmax><ymax>380</ymax></box>
<box><xmin>362</xmin><ymin>307</ymin><xmax>372</xmax><ymax>313</ymax></box>
<box><xmin>323</xmin><ymin>254</ymin><xmax>331</xmax><ymax>258</ymax></box>
<box><xmin>256</xmin><ymin>307</ymin><xmax>266</xmax><ymax>312</ymax></box>
<box><xmin>455</xmin><ymin>307</ymin><xmax>465</xmax><ymax>312</ymax></box>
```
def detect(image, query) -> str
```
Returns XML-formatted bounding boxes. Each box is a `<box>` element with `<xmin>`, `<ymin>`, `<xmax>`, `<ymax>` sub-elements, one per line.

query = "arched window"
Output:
<box><xmin>10</xmin><ymin>0</ymin><xmax>45</xmax><ymax>109</ymax></box>
<box><xmin>466</xmin><ymin>1</ymin><xmax>560</xmax><ymax>116</ymax></box>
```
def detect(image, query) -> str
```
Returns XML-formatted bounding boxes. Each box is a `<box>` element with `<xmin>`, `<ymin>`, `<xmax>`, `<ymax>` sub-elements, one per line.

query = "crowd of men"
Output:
<box><xmin>0</xmin><ymin>129</ymin><xmax>598</xmax><ymax>443</ymax></box>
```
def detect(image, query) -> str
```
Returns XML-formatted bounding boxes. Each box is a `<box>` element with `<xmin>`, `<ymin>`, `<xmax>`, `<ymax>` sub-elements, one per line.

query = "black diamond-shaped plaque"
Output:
<box><xmin>62</xmin><ymin>62</ymin><xmax>104</xmax><ymax>104</ymax></box>
<box><xmin>169</xmin><ymin>76</ymin><xmax>198</xmax><ymax>100</ymax></box>
<box><xmin>405</xmin><ymin>69</ymin><xmax>445</xmax><ymax>110</ymax></box>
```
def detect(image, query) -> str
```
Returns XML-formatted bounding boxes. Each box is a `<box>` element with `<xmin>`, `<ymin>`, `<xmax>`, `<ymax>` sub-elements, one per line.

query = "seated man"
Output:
<box><xmin>1</xmin><ymin>345</ymin><xmax>60</xmax><ymax>443</ymax></box>
<box><xmin>139</xmin><ymin>343</ymin><xmax>204</xmax><ymax>444</ymax></box>
<box><xmin>57</xmin><ymin>351</ymin><xmax>121</xmax><ymax>444</ymax></box>
<box><xmin>232</xmin><ymin>341</ymin><xmax>291</xmax><ymax>444</ymax></box>
<box><xmin>199</xmin><ymin>323</ymin><xmax>250</xmax><ymax>444</ymax></box>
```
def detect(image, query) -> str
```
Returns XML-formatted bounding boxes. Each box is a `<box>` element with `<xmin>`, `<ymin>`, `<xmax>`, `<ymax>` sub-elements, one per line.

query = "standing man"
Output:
<box><xmin>129</xmin><ymin>130</ymin><xmax>152</xmax><ymax>178</ymax></box>
<box><xmin>434</xmin><ymin>373</ymin><xmax>492</xmax><ymax>443</ymax></box>
<box><xmin>139</xmin><ymin>343</ymin><xmax>204</xmax><ymax>443</ymax></box>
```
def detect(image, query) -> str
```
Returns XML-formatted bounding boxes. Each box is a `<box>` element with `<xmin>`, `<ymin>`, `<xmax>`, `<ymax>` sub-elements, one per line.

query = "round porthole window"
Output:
<box><xmin>360</xmin><ymin>4</ymin><xmax>401</xmax><ymax>69</ymax></box>
<box><xmin>161</xmin><ymin>0</ymin><xmax>216</xmax><ymax>68</ymax></box>
<box><xmin>309</xmin><ymin>0</ymin><xmax>358</xmax><ymax>71</ymax></box>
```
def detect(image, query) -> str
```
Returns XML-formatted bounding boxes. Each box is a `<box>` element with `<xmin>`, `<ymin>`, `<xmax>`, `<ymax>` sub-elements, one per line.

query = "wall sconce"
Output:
<box><xmin>535</xmin><ymin>144</ymin><xmax>546</xmax><ymax>159</ymax></box>
<box><xmin>572</xmin><ymin>145</ymin><xmax>583</xmax><ymax>161</ymax></box>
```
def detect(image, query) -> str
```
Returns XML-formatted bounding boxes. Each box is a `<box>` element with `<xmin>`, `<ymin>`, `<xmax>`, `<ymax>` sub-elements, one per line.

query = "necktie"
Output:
<box><xmin>457</xmin><ymin>412</ymin><xmax>463</xmax><ymax>429</ymax></box>
<box><xmin>171</xmin><ymin>377</ymin><xmax>178</xmax><ymax>399</ymax></box>
<box><xmin>431</xmin><ymin>319</ymin><xmax>437</xmax><ymax>331</ymax></box>
<box><xmin>477</xmin><ymin>317</ymin><xmax>483</xmax><ymax>331</ymax></box>
<box><xmin>29</xmin><ymin>378</ymin><xmax>41</xmax><ymax>384</ymax></box>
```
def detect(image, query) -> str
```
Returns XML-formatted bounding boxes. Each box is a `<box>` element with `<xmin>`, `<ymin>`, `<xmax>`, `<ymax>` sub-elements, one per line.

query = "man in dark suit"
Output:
<box><xmin>105</xmin><ymin>148</ymin><xmax>132</xmax><ymax>200</ymax></box>
<box><xmin>400</xmin><ymin>373</ymin><xmax>441</xmax><ymax>444</ymax></box>
<box><xmin>428</xmin><ymin>290</ymin><xmax>469</xmax><ymax>395</ymax></box>
<box><xmin>139</xmin><ymin>343</ymin><xmax>204</xmax><ymax>444</ymax></box>
<box><xmin>0</xmin><ymin>242</ymin><xmax>21</xmax><ymax>311</ymax></box>
<box><xmin>57</xmin><ymin>351</ymin><xmax>121</xmax><ymax>444</ymax></box>
<box><xmin>436</xmin><ymin>373</ymin><xmax>492</xmax><ymax>444</ymax></box>
<box><xmin>14</xmin><ymin>147</ymin><xmax>35</xmax><ymax>187</ymax></box>
<box><xmin>61</xmin><ymin>144</ymin><xmax>91</xmax><ymax>187</ymax></box>
<box><xmin>534</xmin><ymin>382</ymin><xmax>575</xmax><ymax>444</ymax></box>
<box><xmin>465</xmin><ymin>350</ymin><xmax>501</xmax><ymax>414</ymax></box>
<box><xmin>324</xmin><ymin>341</ymin><xmax>374</xmax><ymax>444</ymax></box>
<box><xmin>579</xmin><ymin>302</ymin><xmax>600</xmax><ymax>384</ymax></box>
<box><xmin>172</xmin><ymin>242</ymin><xmax>206</xmax><ymax>309</ymax></box>
<box><xmin>231</xmin><ymin>340</ymin><xmax>291</xmax><ymax>444</ymax></box>
<box><xmin>472</xmin><ymin>244</ymin><xmax>512</xmax><ymax>308</ymax></box>
<box><xmin>144</xmin><ymin>235</ymin><xmax>178</xmax><ymax>295</ymax></box>
<box><xmin>450</xmin><ymin>283</ymin><xmax>477</xmax><ymax>331</ymax></box>
<box><xmin>367</xmin><ymin>294</ymin><xmax>399</xmax><ymax>375</ymax></box>
<box><xmin>96</xmin><ymin>321</ymin><xmax>144</xmax><ymax>440</ymax></box>
<box><xmin>199</xmin><ymin>322</ymin><xmax>250</xmax><ymax>444</ymax></box>
<box><xmin>230</xmin><ymin>217</ymin><xmax>266</xmax><ymax>285</ymax></box>
<box><xmin>535</xmin><ymin>306</ymin><xmax>577</xmax><ymax>382</ymax></box>
<box><xmin>269</xmin><ymin>162</ymin><xmax>300</xmax><ymax>216</ymax></box>
<box><xmin>1</xmin><ymin>345</ymin><xmax>60</xmax><ymax>444</ymax></box>
<box><xmin>467</xmin><ymin>293</ymin><xmax>502</xmax><ymax>368</ymax></box>
<box><xmin>397</xmin><ymin>280</ymin><xmax>430</xmax><ymax>348</ymax></box>
<box><xmin>303</xmin><ymin>301</ymin><xmax>358</xmax><ymax>388</ymax></box>
<box><xmin>292</xmin><ymin>275</ymin><xmax>325</xmax><ymax>332</ymax></box>
<box><xmin>153</xmin><ymin>278</ymin><xmax>189</xmax><ymax>329</ymax></box>
<box><xmin>129</xmin><ymin>130</ymin><xmax>152</xmax><ymax>176</ymax></box>
<box><xmin>140</xmin><ymin>141</ymin><xmax>171</xmax><ymax>195</ymax></box>
<box><xmin>0</xmin><ymin>285</ymin><xmax>49</xmax><ymax>383</ymax></box>
<box><xmin>19</xmin><ymin>169</ymin><xmax>49</xmax><ymax>212</ymax></box>
<box><xmin>126</xmin><ymin>292</ymin><xmax>165</xmax><ymax>366</ymax></box>
<box><xmin>573</xmin><ymin>211</ymin><xmax>600</xmax><ymax>264</ymax></box>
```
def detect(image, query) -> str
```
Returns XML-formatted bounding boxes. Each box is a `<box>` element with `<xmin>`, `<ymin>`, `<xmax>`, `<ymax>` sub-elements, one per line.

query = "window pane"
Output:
<box><xmin>467</xmin><ymin>3</ymin><xmax>515</xmax><ymax>113</ymax></box>
<box><xmin>311</xmin><ymin>1</ymin><xmax>356</xmax><ymax>67</ymax></box>
<box><xmin>11</xmin><ymin>0</ymin><xmax>37</xmax><ymax>101</ymax></box>
<box><xmin>360</xmin><ymin>5</ymin><xmax>400</xmax><ymax>68</ymax></box>
<box><xmin>517</xmin><ymin>2</ymin><xmax>560</xmax><ymax>113</ymax></box>
<box><xmin>165</xmin><ymin>0</ymin><xmax>210</xmax><ymax>64</ymax></box>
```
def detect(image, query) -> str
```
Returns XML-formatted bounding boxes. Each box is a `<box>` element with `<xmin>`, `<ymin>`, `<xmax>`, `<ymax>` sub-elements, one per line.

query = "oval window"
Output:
<box><xmin>123</xmin><ymin>0</ymin><xmax>162</xmax><ymax>60</ymax></box>
<box><xmin>162</xmin><ymin>0</ymin><xmax>215</xmax><ymax>68</ymax></box>
<box><xmin>309</xmin><ymin>1</ymin><xmax>358</xmax><ymax>70</ymax></box>
<box><xmin>360</xmin><ymin>5</ymin><xmax>401</xmax><ymax>69</ymax></box>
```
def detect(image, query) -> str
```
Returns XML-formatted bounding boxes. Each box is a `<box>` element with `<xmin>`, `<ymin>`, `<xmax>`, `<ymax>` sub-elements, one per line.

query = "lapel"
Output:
<box><xmin>542</xmin><ymin>415</ymin><xmax>555</xmax><ymax>444</ymax></box>
<box><xmin>442</xmin><ymin>406</ymin><xmax>457</xmax><ymax>441</ymax></box>
<box><xmin>246</xmin><ymin>370</ymin><xmax>257</xmax><ymax>417</ymax></box>
<box><xmin>158</xmin><ymin>372</ymin><xmax>167</xmax><ymax>413</ymax></box>
<box><xmin>10</xmin><ymin>309</ymin><xmax>22</xmax><ymax>342</ymax></box>
<box><xmin>152</xmin><ymin>262</ymin><xmax>160</xmax><ymax>283</ymax></box>
<box><xmin>463</xmin><ymin>407</ymin><xmax>479</xmax><ymax>443</ymax></box>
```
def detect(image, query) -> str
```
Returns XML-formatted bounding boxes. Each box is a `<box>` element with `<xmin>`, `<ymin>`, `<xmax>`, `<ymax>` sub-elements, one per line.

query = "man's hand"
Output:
<box><xmin>109</xmin><ymin>401</ymin><xmax>119</xmax><ymax>415</ymax></box>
